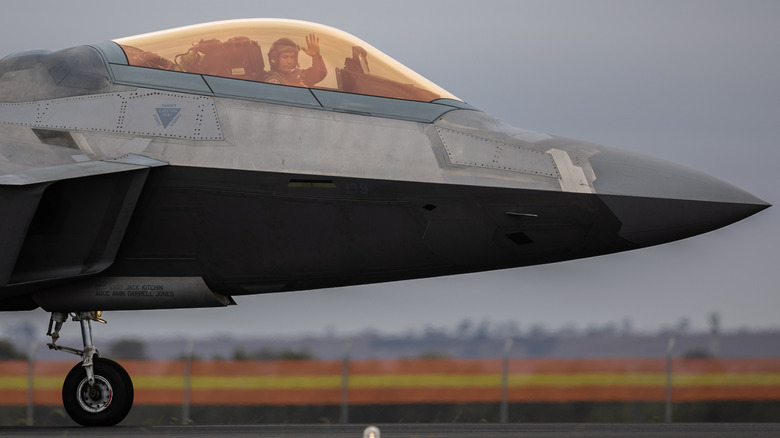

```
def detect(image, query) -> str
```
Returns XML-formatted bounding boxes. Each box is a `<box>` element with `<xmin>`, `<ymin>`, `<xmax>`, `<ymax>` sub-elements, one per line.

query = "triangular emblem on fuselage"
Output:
<box><xmin>155</xmin><ymin>107</ymin><xmax>181</xmax><ymax>129</ymax></box>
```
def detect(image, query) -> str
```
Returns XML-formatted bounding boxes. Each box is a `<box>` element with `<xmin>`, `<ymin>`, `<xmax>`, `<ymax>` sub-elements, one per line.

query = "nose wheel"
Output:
<box><xmin>63</xmin><ymin>357</ymin><xmax>134</xmax><ymax>426</ymax></box>
<box><xmin>46</xmin><ymin>312</ymin><xmax>134</xmax><ymax>426</ymax></box>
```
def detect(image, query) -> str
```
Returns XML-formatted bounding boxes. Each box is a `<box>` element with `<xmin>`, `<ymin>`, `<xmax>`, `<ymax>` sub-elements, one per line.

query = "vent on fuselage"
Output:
<box><xmin>506</xmin><ymin>231</ymin><xmax>533</xmax><ymax>246</ymax></box>
<box><xmin>32</xmin><ymin>128</ymin><xmax>77</xmax><ymax>148</ymax></box>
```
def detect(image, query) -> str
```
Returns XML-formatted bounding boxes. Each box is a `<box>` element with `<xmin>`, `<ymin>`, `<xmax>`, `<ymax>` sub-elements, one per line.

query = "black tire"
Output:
<box><xmin>62</xmin><ymin>357</ymin><xmax>134</xmax><ymax>426</ymax></box>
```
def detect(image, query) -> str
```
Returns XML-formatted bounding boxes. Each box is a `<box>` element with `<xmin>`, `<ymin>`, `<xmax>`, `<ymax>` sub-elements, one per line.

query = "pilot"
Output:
<box><xmin>265</xmin><ymin>33</ymin><xmax>327</xmax><ymax>87</ymax></box>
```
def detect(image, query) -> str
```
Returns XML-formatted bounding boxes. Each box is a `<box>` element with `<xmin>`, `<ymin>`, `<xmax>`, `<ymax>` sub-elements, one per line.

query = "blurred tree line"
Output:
<box><xmin>0</xmin><ymin>339</ymin><xmax>26</xmax><ymax>360</ymax></box>
<box><xmin>103</xmin><ymin>338</ymin><xmax>316</xmax><ymax>361</ymax></box>
<box><xmin>108</xmin><ymin>338</ymin><xmax>148</xmax><ymax>360</ymax></box>
<box><xmin>232</xmin><ymin>347</ymin><xmax>314</xmax><ymax>361</ymax></box>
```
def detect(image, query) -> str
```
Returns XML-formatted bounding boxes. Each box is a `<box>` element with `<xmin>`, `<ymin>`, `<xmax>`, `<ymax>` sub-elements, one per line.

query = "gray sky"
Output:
<box><xmin>1</xmin><ymin>0</ymin><xmax>778</xmax><ymax>340</ymax></box>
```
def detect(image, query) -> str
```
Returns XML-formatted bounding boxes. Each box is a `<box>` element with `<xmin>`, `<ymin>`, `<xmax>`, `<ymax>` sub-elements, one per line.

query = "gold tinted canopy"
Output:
<box><xmin>114</xmin><ymin>19</ymin><xmax>459</xmax><ymax>102</ymax></box>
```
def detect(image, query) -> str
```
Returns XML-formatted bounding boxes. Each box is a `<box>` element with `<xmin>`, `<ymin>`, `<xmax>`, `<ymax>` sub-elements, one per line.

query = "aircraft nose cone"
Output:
<box><xmin>589</xmin><ymin>147</ymin><xmax>770</xmax><ymax>247</ymax></box>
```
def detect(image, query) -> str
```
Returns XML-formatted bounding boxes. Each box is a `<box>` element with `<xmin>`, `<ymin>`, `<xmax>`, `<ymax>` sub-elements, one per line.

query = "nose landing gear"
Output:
<box><xmin>62</xmin><ymin>356</ymin><xmax>133</xmax><ymax>426</ymax></box>
<box><xmin>47</xmin><ymin>312</ymin><xmax>134</xmax><ymax>426</ymax></box>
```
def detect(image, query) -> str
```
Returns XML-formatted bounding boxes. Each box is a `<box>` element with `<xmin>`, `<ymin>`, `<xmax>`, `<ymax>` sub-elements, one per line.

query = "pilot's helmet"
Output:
<box><xmin>268</xmin><ymin>38</ymin><xmax>299</xmax><ymax>71</ymax></box>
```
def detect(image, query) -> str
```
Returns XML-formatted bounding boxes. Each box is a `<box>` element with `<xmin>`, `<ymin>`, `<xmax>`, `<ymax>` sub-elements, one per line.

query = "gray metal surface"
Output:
<box><xmin>204</xmin><ymin>75</ymin><xmax>322</xmax><ymax>108</ymax></box>
<box><xmin>436</xmin><ymin>126</ymin><xmax>560</xmax><ymax>177</ymax></box>
<box><xmin>0</xmin><ymin>89</ymin><xmax>222</xmax><ymax>141</ymax></box>
<box><xmin>90</xmin><ymin>41</ymin><xmax>129</xmax><ymax>65</ymax></box>
<box><xmin>0</xmin><ymin>160</ymin><xmax>150</xmax><ymax>185</ymax></box>
<box><xmin>311</xmin><ymin>88</ymin><xmax>457</xmax><ymax>122</ymax></box>
<box><xmin>590</xmin><ymin>146</ymin><xmax>766</xmax><ymax>204</ymax></box>
<box><xmin>0</xmin><ymin>46</ymin><xmax>116</xmax><ymax>102</ymax></box>
<box><xmin>111</xmin><ymin>64</ymin><xmax>214</xmax><ymax>95</ymax></box>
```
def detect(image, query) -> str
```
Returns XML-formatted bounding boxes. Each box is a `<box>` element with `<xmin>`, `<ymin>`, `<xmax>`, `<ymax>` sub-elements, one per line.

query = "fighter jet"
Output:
<box><xmin>0</xmin><ymin>18</ymin><xmax>769</xmax><ymax>426</ymax></box>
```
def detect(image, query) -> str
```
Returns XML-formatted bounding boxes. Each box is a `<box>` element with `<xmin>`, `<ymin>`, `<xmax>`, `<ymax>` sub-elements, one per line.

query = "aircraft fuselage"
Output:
<box><xmin>0</xmin><ymin>42</ymin><xmax>768</xmax><ymax>312</ymax></box>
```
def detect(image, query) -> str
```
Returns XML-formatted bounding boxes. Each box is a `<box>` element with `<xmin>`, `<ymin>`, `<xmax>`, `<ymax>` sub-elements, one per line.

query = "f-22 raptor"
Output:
<box><xmin>0</xmin><ymin>19</ymin><xmax>769</xmax><ymax>426</ymax></box>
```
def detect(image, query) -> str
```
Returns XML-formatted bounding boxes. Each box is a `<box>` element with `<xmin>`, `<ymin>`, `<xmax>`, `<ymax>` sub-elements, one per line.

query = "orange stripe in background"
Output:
<box><xmin>3</xmin><ymin>359</ymin><xmax>780</xmax><ymax>406</ymax></box>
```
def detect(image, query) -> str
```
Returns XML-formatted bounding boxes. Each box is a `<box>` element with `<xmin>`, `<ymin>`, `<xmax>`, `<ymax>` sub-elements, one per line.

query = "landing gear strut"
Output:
<box><xmin>47</xmin><ymin>312</ymin><xmax>134</xmax><ymax>426</ymax></box>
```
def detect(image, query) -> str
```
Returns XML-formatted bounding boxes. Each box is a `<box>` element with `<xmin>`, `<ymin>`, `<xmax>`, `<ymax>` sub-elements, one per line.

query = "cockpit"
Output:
<box><xmin>114</xmin><ymin>19</ymin><xmax>459</xmax><ymax>103</ymax></box>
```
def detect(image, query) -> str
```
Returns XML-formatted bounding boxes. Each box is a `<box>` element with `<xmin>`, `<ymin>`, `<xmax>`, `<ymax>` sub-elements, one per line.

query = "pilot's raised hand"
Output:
<box><xmin>302</xmin><ymin>33</ymin><xmax>321</xmax><ymax>57</ymax></box>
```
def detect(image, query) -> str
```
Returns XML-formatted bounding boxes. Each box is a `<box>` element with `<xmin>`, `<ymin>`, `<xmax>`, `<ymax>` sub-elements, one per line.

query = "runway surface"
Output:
<box><xmin>3</xmin><ymin>424</ymin><xmax>780</xmax><ymax>438</ymax></box>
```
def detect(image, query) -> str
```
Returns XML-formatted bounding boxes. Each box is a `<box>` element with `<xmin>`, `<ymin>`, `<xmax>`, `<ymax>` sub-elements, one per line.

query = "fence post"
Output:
<box><xmin>665</xmin><ymin>336</ymin><xmax>675</xmax><ymax>423</ymax></box>
<box><xmin>339</xmin><ymin>340</ymin><xmax>352</xmax><ymax>424</ymax></box>
<box><xmin>500</xmin><ymin>337</ymin><xmax>513</xmax><ymax>423</ymax></box>
<box><xmin>182</xmin><ymin>338</ymin><xmax>194</xmax><ymax>425</ymax></box>
<box><xmin>26</xmin><ymin>341</ymin><xmax>39</xmax><ymax>426</ymax></box>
